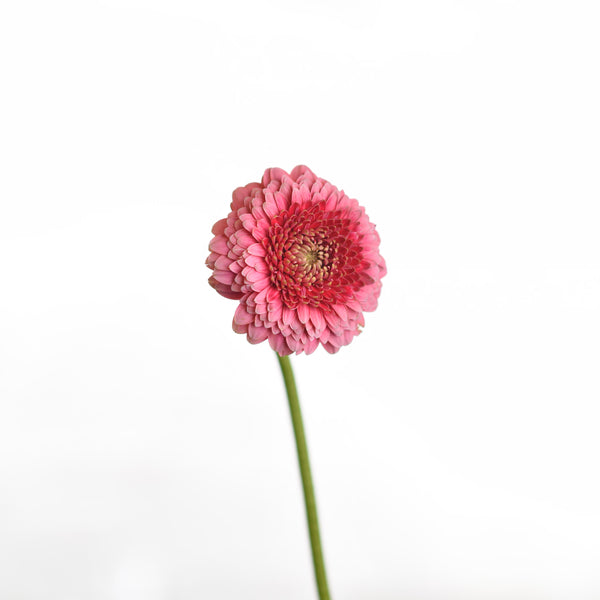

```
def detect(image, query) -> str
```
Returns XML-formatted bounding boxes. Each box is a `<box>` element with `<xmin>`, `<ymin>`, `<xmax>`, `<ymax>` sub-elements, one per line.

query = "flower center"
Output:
<box><xmin>264</xmin><ymin>201</ymin><xmax>367</xmax><ymax>310</ymax></box>
<box><xmin>302</xmin><ymin>248</ymin><xmax>320</xmax><ymax>267</ymax></box>
<box><xmin>289</xmin><ymin>235</ymin><xmax>339</xmax><ymax>287</ymax></box>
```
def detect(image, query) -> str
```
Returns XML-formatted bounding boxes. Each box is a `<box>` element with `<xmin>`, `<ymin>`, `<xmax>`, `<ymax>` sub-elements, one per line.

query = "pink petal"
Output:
<box><xmin>297</xmin><ymin>303</ymin><xmax>309</xmax><ymax>324</ymax></box>
<box><xmin>214</xmin><ymin>255</ymin><xmax>231</xmax><ymax>270</ymax></box>
<box><xmin>263</xmin><ymin>199</ymin><xmax>278</xmax><ymax>219</ymax></box>
<box><xmin>250</xmin><ymin>276</ymin><xmax>270</xmax><ymax>292</ymax></box>
<box><xmin>233</xmin><ymin>304</ymin><xmax>254</xmax><ymax>325</ymax></box>
<box><xmin>240</xmin><ymin>212</ymin><xmax>257</xmax><ymax>233</ymax></box>
<box><xmin>332</xmin><ymin>304</ymin><xmax>348</xmax><ymax>321</ymax></box>
<box><xmin>282</xmin><ymin>306</ymin><xmax>294</xmax><ymax>326</ymax></box>
<box><xmin>309</xmin><ymin>306</ymin><xmax>325</xmax><ymax>334</ymax></box>
<box><xmin>274</xmin><ymin>192</ymin><xmax>288</xmax><ymax>212</ymax></box>
<box><xmin>209</xmin><ymin>235</ymin><xmax>229</xmax><ymax>255</ymax></box>
<box><xmin>268</xmin><ymin>304</ymin><xmax>282</xmax><ymax>322</ymax></box>
<box><xmin>235</xmin><ymin>229</ymin><xmax>255</xmax><ymax>248</ymax></box>
<box><xmin>247</xmin><ymin>324</ymin><xmax>269</xmax><ymax>344</ymax></box>
<box><xmin>247</xmin><ymin>243</ymin><xmax>266</xmax><ymax>257</ymax></box>
<box><xmin>245</xmin><ymin>255</ymin><xmax>268</xmax><ymax>272</ymax></box>
<box><xmin>212</xmin><ymin>270</ymin><xmax>235</xmax><ymax>285</ymax></box>
<box><xmin>243</xmin><ymin>267</ymin><xmax>265</xmax><ymax>283</ymax></box>
<box><xmin>211</xmin><ymin>218</ymin><xmax>227</xmax><ymax>235</ymax></box>
<box><xmin>304</xmin><ymin>338</ymin><xmax>319</xmax><ymax>355</ymax></box>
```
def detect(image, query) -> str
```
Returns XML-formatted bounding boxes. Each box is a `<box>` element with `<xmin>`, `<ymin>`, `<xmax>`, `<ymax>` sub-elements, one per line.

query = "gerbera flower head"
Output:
<box><xmin>206</xmin><ymin>166</ymin><xmax>386</xmax><ymax>355</ymax></box>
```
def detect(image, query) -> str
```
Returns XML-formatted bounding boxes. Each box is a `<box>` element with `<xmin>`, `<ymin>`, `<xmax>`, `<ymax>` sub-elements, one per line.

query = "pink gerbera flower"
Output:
<box><xmin>206</xmin><ymin>165</ymin><xmax>386</xmax><ymax>355</ymax></box>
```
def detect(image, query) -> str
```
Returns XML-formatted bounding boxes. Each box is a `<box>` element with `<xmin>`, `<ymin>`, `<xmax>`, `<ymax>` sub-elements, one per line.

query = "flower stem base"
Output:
<box><xmin>277</xmin><ymin>353</ymin><xmax>331</xmax><ymax>600</ymax></box>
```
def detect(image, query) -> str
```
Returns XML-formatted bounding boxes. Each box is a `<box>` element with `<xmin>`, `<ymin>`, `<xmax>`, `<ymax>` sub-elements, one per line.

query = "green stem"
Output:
<box><xmin>277</xmin><ymin>353</ymin><xmax>331</xmax><ymax>600</ymax></box>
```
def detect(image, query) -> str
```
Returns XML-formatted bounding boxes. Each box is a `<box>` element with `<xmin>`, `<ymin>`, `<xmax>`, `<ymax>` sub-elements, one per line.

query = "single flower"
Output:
<box><xmin>206</xmin><ymin>165</ymin><xmax>386</xmax><ymax>355</ymax></box>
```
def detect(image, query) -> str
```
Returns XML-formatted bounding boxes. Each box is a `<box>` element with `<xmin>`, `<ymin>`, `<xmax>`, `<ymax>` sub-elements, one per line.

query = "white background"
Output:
<box><xmin>1</xmin><ymin>1</ymin><xmax>599</xmax><ymax>598</ymax></box>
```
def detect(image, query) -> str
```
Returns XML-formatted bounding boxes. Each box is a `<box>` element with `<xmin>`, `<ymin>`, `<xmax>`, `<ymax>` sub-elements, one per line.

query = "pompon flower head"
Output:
<box><xmin>206</xmin><ymin>166</ymin><xmax>386</xmax><ymax>355</ymax></box>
